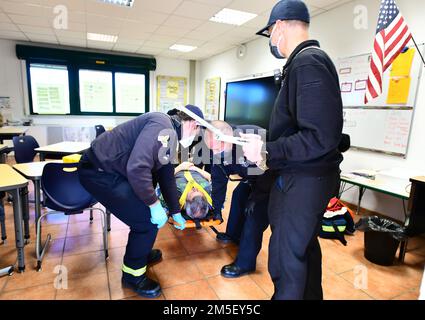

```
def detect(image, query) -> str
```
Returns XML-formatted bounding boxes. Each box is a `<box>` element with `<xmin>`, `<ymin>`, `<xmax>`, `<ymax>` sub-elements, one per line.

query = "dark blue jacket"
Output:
<box><xmin>211</xmin><ymin>125</ymin><xmax>268</xmax><ymax>217</ymax></box>
<box><xmin>266</xmin><ymin>40</ymin><xmax>343</xmax><ymax>175</ymax></box>
<box><xmin>90</xmin><ymin>112</ymin><xmax>181</xmax><ymax>214</ymax></box>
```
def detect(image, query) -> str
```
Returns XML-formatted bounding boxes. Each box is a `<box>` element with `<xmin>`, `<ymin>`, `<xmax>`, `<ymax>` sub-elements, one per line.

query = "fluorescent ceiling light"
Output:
<box><xmin>87</xmin><ymin>32</ymin><xmax>118</xmax><ymax>43</ymax></box>
<box><xmin>210</xmin><ymin>8</ymin><xmax>257</xmax><ymax>26</ymax></box>
<box><xmin>170</xmin><ymin>44</ymin><xmax>197</xmax><ymax>53</ymax></box>
<box><xmin>97</xmin><ymin>0</ymin><xmax>135</xmax><ymax>7</ymax></box>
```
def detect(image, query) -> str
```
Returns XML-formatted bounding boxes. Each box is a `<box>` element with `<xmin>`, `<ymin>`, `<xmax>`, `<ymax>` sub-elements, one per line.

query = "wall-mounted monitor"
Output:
<box><xmin>224</xmin><ymin>75</ymin><xmax>279</xmax><ymax>129</ymax></box>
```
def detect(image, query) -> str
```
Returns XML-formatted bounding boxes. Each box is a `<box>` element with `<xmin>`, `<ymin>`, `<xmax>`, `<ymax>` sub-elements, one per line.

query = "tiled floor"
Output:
<box><xmin>0</xmin><ymin>163</ymin><xmax>424</xmax><ymax>300</ymax></box>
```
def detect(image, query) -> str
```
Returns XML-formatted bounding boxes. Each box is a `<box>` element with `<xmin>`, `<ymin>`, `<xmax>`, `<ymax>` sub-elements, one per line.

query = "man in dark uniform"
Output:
<box><xmin>204</xmin><ymin>121</ymin><xmax>274</xmax><ymax>278</ymax></box>
<box><xmin>242</xmin><ymin>0</ymin><xmax>343</xmax><ymax>300</ymax></box>
<box><xmin>78</xmin><ymin>105</ymin><xmax>204</xmax><ymax>298</ymax></box>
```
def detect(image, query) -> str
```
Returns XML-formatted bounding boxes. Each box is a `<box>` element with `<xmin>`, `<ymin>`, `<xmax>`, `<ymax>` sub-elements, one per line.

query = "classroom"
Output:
<box><xmin>0</xmin><ymin>0</ymin><xmax>425</xmax><ymax>306</ymax></box>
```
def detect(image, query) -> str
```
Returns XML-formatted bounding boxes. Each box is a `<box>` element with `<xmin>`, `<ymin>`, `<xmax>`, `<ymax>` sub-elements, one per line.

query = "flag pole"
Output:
<box><xmin>411</xmin><ymin>36</ymin><xmax>425</xmax><ymax>66</ymax></box>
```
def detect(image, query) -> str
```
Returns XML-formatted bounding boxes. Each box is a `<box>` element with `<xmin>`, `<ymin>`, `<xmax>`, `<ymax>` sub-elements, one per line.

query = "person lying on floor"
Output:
<box><xmin>155</xmin><ymin>161</ymin><xmax>217</xmax><ymax>226</ymax></box>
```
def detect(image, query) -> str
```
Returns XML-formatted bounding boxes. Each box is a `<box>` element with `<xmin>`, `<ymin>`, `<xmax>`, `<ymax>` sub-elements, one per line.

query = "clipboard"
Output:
<box><xmin>176</xmin><ymin>106</ymin><xmax>249</xmax><ymax>146</ymax></box>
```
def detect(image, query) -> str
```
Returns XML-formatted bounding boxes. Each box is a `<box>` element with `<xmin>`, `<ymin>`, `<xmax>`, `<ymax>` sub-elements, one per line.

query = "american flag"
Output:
<box><xmin>365</xmin><ymin>0</ymin><xmax>412</xmax><ymax>104</ymax></box>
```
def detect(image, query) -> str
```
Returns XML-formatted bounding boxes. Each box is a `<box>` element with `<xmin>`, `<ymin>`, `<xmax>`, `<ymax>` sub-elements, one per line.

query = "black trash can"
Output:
<box><xmin>356</xmin><ymin>216</ymin><xmax>406</xmax><ymax>266</ymax></box>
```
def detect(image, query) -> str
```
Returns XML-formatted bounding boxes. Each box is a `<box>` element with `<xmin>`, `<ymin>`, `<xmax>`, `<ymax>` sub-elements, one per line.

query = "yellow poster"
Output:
<box><xmin>390</xmin><ymin>48</ymin><xmax>415</xmax><ymax>77</ymax></box>
<box><xmin>166</xmin><ymin>80</ymin><xmax>179</xmax><ymax>99</ymax></box>
<box><xmin>387</xmin><ymin>77</ymin><xmax>411</xmax><ymax>104</ymax></box>
<box><xmin>156</xmin><ymin>76</ymin><xmax>188</xmax><ymax>113</ymax></box>
<box><xmin>204</xmin><ymin>77</ymin><xmax>221</xmax><ymax>121</ymax></box>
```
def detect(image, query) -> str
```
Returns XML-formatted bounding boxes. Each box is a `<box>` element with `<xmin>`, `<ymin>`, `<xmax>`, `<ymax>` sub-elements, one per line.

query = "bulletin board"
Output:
<box><xmin>338</xmin><ymin>44</ymin><xmax>424</xmax><ymax>156</ymax></box>
<box><xmin>156</xmin><ymin>76</ymin><xmax>188</xmax><ymax>113</ymax></box>
<box><xmin>204</xmin><ymin>77</ymin><xmax>221</xmax><ymax>121</ymax></box>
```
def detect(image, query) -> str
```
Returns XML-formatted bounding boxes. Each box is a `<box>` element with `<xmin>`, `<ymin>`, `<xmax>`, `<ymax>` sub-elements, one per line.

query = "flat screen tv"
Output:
<box><xmin>224</xmin><ymin>76</ymin><xmax>279</xmax><ymax>129</ymax></box>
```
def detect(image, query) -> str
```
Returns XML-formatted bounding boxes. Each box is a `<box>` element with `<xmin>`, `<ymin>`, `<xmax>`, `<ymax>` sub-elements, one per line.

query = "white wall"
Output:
<box><xmin>195</xmin><ymin>0</ymin><xmax>425</xmax><ymax>221</ymax></box>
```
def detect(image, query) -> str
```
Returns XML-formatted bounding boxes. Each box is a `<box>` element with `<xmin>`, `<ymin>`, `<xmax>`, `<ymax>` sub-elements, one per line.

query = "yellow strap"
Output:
<box><xmin>179</xmin><ymin>171</ymin><xmax>212</xmax><ymax>208</ymax></box>
<box><xmin>122</xmin><ymin>264</ymin><xmax>146</xmax><ymax>277</ymax></box>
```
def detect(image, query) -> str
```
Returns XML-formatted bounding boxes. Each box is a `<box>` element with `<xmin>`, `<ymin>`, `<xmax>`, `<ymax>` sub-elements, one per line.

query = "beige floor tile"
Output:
<box><xmin>61</xmin><ymin>251</ymin><xmax>108</xmax><ymax>278</ymax></box>
<box><xmin>63</xmin><ymin>234</ymin><xmax>104</xmax><ymax>257</ymax></box>
<box><xmin>207</xmin><ymin>275</ymin><xmax>268</xmax><ymax>300</ymax></box>
<box><xmin>191</xmin><ymin>248</ymin><xmax>234</xmax><ymax>278</ymax></box>
<box><xmin>3</xmin><ymin>257</ymin><xmax>62</xmax><ymax>291</ymax></box>
<box><xmin>163</xmin><ymin>279</ymin><xmax>219</xmax><ymax>300</ymax></box>
<box><xmin>154</xmin><ymin>238</ymin><xmax>188</xmax><ymax>260</ymax></box>
<box><xmin>179</xmin><ymin>232</ymin><xmax>224</xmax><ymax>255</ymax></box>
<box><xmin>153</xmin><ymin>256</ymin><xmax>203</xmax><ymax>289</ymax></box>
<box><xmin>323</xmin><ymin>272</ymin><xmax>373</xmax><ymax>300</ymax></box>
<box><xmin>0</xmin><ymin>283</ymin><xmax>56</xmax><ymax>300</ymax></box>
<box><xmin>55</xmin><ymin>272</ymin><xmax>110</xmax><ymax>300</ymax></box>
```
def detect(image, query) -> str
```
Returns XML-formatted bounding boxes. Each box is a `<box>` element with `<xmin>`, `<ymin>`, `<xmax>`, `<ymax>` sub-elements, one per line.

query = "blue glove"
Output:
<box><xmin>172</xmin><ymin>213</ymin><xmax>186</xmax><ymax>231</ymax></box>
<box><xmin>149</xmin><ymin>202</ymin><xmax>168</xmax><ymax>229</ymax></box>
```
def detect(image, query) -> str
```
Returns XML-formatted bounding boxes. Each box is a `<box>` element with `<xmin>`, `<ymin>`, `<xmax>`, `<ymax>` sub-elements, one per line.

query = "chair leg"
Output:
<box><xmin>106</xmin><ymin>210</ymin><xmax>111</xmax><ymax>232</ymax></box>
<box><xmin>0</xmin><ymin>209</ymin><xmax>6</xmax><ymax>245</ymax></box>
<box><xmin>36</xmin><ymin>212</ymin><xmax>53</xmax><ymax>272</ymax></box>
<box><xmin>0</xmin><ymin>194</ymin><xmax>6</xmax><ymax>244</ymax></box>
<box><xmin>90</xmin><ymin>208</ymin><xmax>109</xmax><ymax>260</ymax></box>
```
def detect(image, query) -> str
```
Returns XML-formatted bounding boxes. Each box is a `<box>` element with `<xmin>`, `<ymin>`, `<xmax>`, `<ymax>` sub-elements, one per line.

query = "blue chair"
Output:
<box><xmin>12</xmin><ymin>135</ymin><xmax>39</xmax><ymax>163</ymax></box>
<box><xmin>95</xmin><ymin>125</ymin><xmax>106</xmax><ymax>138</ymax></box>
<box><xmin>36</xmin><ymin>162</ymin><xmax>109</xmax><ymax>271</ymax></box>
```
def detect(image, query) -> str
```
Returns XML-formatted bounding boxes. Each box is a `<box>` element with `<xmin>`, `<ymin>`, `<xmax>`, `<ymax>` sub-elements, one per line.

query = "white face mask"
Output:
<box><xmin>179</xmin><ymin>135</ymin><xmax>196</xmax><ymax>149</ymax></box>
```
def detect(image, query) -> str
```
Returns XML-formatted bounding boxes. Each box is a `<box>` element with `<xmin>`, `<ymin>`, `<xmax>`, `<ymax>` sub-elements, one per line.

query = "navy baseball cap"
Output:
<box><xmin>256</xmin><ymin>0</ymin><xmax>310</xmax><ymax>37</ymax></box>
<box><xmin>185</xmin><ymin>104</ymin><xmax>204</xmax><ymax>120</ymax></box>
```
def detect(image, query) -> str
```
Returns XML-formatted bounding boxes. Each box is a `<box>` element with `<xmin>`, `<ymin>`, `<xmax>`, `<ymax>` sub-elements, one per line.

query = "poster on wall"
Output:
<box><xmin>156</xmin><ymin>76</ymin><xmax>188</xmax><ymax>113</ymax></box>
<box><xmin>204</xmin><ymin>77</ymin><xmax>221</xmax><ymax>121</ymax></box>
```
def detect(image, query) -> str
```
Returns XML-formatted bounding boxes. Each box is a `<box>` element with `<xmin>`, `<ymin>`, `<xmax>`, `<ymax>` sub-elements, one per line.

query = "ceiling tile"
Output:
<box><xmin>55</xmin><ymin>29</ymin><xmax>86</xmax><ymax>39</ymax></box>
<box><xmin>154</xmin><ymin>25</ymin><xmax>190</xmax><ymax>37</ymax></box>
<box><xmin>0</xmin><ymin>12</ymin><xmax>11</xmax><ymax>22</ymax></box>
<box><xmin>0</xmin><ymin>29</ymin><xmax>28</xmax><ymax>41</ymax></box>
<box><xmin>173</xmin><ymin>1</ymin><xmax>222</xmax><ymax>20</ymax></box>
<box><xmin>18</xmin><ymin>24</ymin><xmax>55</xmax><ymax>35</ymax></box>
<box><xmin>85</xmin><ymin>0</ymin><xmax>130</xmax><ymax>18</ymax></box>
<box><xmin>7</xmin><ymin>14</ymin><xmax>50</xmax><ymax>27</ymax></box>
<box><xmin>2</xmin><ymin>1</ymin><xmax>45</xmax><ymax>16</ymax></box>
<box><xmin>131</xmin><ymin>0</ymin><xmax>184</xmax><ymax>15</ymax></box>
<box><xmin>136</xmin><ymin>46</ymin><xmax>163</xmax><ymax>55</ymax></box>
<box><xmin>0</xmin><ymin>22</ymin><xmax>19</xmax><ymax>31</ymax></box>
<box><xmin>87</xmin><ymin>39</ymin><xmax>114</xmax><ymax>50</ymax></box>
<box><xmin>125</xmin><ymin>11</ymin><xmax>169</xmax><ymax>25</ymax></box>
<box><xmin>162</xmin><ymin>15</ymin><xmax>204</xmax><ymax>31</ymax></box>
<box><xmin>25</xmin><ymin>32</ymin><xmax>58</xmax><ymax>43</ymax></box>
<box><xmin>42</xmin><ymin>0</ymin><xmax>86</xmax><ymax>12</ymax></box>
<box><xmin>228</xmin><ymin>0</ymin><xmax>279</xmax><ymax>15</ymax></box>
<box><xmin>57</xmin><ymin>37</ymin><xmax>87</xmax><ymax>47</ymax></box>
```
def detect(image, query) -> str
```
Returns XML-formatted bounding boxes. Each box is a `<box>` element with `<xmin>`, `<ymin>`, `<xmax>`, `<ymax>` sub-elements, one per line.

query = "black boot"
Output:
<box><xmin>216</xmin><ymin>232</ymin><xmax>238</xmax><ymax>244</ymax></box>
<box><xmin>221</xmin><ymin>263</ymin><xmax>254</xmax><ymax>278</ymax></box>
<box><xmin>122</xmin><ymin>274</ymin><xmax>161</xmax><ymax>298</ymax></box>
<box><xmin>147</xmin><ymin>249</ymin><xmax>162</xmax><ymax>265</ymax></box>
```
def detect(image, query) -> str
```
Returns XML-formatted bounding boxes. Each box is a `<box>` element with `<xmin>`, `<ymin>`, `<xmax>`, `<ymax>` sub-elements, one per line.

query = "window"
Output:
<box><xmin>21</xmin><ymin>45</ymin><xmax>154</xmax><ymax>116</ymax></box>
<box><xmin>115</xmin><ymin>72</ymin><xmax>146</xmax><ymax>113</ymax></box>
<box><xmin>29</xmin><ymin>64</ymin><xmax>70</xmax><ymax>114</ymax></box>
<box><xmin>79</xmin><ymin>69</ymin><xmax>113</xmax><ymax>113</ymax></box>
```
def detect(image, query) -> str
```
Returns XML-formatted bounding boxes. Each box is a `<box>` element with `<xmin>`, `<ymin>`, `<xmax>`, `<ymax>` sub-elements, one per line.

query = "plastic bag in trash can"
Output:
<box><xmin>355</xmin><ymin>216</ymin><xmax>407</xmax><ymax>241</ymax></box>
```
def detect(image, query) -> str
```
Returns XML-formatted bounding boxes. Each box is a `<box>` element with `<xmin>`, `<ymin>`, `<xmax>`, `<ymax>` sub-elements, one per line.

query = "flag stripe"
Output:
<box><xmin>365</xmin><ymin>0</ymin><xmax>412</xmax><ymax>104</ymax></box>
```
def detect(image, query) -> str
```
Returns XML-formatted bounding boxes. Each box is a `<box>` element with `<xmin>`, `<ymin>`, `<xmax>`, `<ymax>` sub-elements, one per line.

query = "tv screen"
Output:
<box><xmin>224</xmin><ymin>76</ymin><xmax>279</xmax><ymax>129</ymax></box>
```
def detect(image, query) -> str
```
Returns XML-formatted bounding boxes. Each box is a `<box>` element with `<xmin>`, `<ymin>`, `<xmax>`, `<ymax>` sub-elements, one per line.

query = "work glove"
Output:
<box><xmin>172</xmin><ymin>213</ymin><xmax>186</xmax><ymax>230</ymax></box>
<box><xmin>149</xmin><ymin>202</ymin><xmax>168</xmax><ymax>229</ymax></box>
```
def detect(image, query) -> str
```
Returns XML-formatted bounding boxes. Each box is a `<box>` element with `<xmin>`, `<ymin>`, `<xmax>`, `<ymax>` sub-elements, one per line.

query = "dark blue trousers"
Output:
<box><xmin>268</xmin><ymin>172</ymin><xmax>339</xmax><ymax>300</ymax></box>
<box><xmin>226</xmin><ymin>182</ymin><xmax>269</xmax><ymax>271</ymax></box>
<box><xmin>78</xmin><ymin>158</ymin><xmax>158</xmax><ymax>271</ymax></box>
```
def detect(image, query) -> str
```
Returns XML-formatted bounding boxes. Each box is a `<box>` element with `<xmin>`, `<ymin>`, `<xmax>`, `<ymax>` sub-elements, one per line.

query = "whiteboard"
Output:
<box><xmin>338</xmin><ymin>44</ymin><xmax>423</xmax><ymax>156</ymax></box>
<box><xmin>343</xmin><ymin>108</ymin><xmax>413</xmax><ymax>156</ymax></box>
<box><xmin>337</xmin><ymin>44</ymin><xmax>423</xmax><ymax>107</ymax></box>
